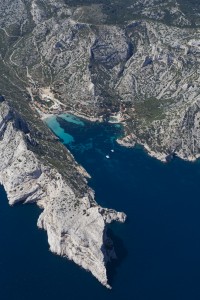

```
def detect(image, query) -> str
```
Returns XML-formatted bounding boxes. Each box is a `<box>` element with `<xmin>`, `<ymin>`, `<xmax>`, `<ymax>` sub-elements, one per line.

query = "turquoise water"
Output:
<box><xmin>46</xmin><ymin>115</ymin><xmax>74</xmax><ymax>144</ymax></box>
<box><xmin>57</xmin><ymin>113</ymin><xmax>85</xmax><ymax>126</ymax></box>
<box><xmin>1</xmin><ymin>114</ymin><xmax>200</xmax><ymax>299</ymax></box>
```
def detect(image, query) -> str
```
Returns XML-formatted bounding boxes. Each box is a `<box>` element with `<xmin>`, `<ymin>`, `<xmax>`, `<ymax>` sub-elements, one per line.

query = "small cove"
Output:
<box><xmin>0</xmin><ymin>114</ymin><xmax>200</xmax><ymax>299</ymax></box>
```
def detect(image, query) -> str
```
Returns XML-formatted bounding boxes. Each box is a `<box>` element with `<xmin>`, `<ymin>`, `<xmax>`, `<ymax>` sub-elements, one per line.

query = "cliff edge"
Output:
<box><xmin>0</xmin><ymin>101</ymin><xmax>126</xmax><ymax>288</ymax></box>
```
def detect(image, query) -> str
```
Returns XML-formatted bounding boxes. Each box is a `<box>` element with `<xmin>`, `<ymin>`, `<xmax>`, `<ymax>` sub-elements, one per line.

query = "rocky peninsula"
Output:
<box><xmin>0</xmin><ymin>100</ymin><xmax>126</xmax><ymax>288</ymax></box>
<box><xmin>0</xmin><ymin>0</ymin><xmax>200</xmax><ymax>288</ymax></box>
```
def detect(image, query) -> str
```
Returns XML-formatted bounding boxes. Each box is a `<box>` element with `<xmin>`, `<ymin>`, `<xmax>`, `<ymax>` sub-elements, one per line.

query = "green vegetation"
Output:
<box><xmin>69</xmin><ymin>0</ymin><xmax>143</xmax><ymax>25</ymax></box>
<box><xmin>0</xmin><ymin>0</ymin><xmax>199</xmax><ymax>189</ymax></box>
<box><xmin>134</xmin><ymin>97</ymin><xmax>165</xmax><ymax>123</ymax></box>
<box><xmin>178</xmin><ymin>0</ymin><xmax>200</xmax><ymax>26</ymax></box>
<box><xmin>0</xmin><ymin>30</ymin><xmax>86</xmax><ymax>197</ymax></box>
<box><xmin>64</xmin><ymin>0</ymin><xmax>200</xmax><ymax>27</ymax></box>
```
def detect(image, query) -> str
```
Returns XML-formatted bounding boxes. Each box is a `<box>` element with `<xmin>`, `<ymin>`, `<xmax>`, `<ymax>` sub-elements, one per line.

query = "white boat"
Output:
<box><xmin>106</xmin><ymin>155</ymin><xmax>110</xmax><ymax>159</ymax></box>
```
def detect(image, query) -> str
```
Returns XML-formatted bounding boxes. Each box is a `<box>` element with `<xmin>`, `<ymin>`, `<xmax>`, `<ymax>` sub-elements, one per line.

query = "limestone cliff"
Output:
<box><xmin>0</xmin><ymin>0</ymin><xmax>200</xmax><ymax>288</ymax></box>
<box><xmin>0</xmin><ymin>0</ymin><xmax>199</xmax><ymax>162</ymax></box>
<box><xmin>0</xmin><ymin>101</ymin><xmax>126</xmax><ymax>288</ymax></box>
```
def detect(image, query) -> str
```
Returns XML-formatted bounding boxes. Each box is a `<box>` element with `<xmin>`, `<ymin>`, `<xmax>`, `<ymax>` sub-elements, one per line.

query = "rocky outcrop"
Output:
<box><xmin>2</xmin><ymin>0</ymin><xmax>199</xmax><ymax>163</ymax></box>
<box><xmin>0</xmin><ymin>0</ymin><xmax>200</xmax><ymax>289</ymax></box>
<box><xmin>0</xmin><ymin>101</ymin><xmax>126</xmax><ymax>288</ymax></box>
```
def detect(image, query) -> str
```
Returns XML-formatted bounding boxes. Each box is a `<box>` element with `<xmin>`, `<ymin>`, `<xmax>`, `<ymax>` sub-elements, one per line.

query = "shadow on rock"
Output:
<box><xmin>106</xmin><ymin>227</ymin><xmax>128</xmax><ymax>286</ymax></box>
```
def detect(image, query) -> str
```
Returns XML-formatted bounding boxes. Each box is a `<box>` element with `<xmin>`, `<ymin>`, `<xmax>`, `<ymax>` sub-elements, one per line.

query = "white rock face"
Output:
<box><xmin>1</xmin><ymin>0</ymin><xmax>200</xmax><ymax>164</ymax></box>
<box><xmin>0</xmin><ymin>102</ymin><xmax>126</xmax><ymax>288</ymax></box>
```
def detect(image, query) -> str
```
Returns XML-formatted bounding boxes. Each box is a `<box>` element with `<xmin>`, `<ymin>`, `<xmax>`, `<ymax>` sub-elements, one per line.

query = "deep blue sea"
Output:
<box><xmin>1</xmin><ymin>114</ymin><xmax>200</xmax><ymax>300</ymax></box>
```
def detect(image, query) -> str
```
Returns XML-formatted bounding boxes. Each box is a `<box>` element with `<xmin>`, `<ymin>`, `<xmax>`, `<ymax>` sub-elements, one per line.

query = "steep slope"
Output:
<box><xmin>0</xmin><ymin>101</ymin><xmax>126</xmax><ymax>288</ymax></box>
<box><xmin>0</xmin><ymin>0</ymin><xmax>200</xmax><ymax>287</ymax></box>
<box><xmin>0</xmin><ymin>0</ymin><xmax>199</xmax><ymax>161</ymax></box>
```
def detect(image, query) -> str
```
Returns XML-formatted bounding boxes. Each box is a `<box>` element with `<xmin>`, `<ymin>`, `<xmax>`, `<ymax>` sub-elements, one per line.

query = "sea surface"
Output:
<box><xmin>1</xmin><ymin>114</ymin><xmax>200</xmax><ymax>300</ymax></box>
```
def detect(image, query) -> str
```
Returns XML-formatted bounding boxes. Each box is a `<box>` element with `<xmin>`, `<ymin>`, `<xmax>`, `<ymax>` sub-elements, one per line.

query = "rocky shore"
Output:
<box><xmin>0</xmin><ymin>101</ymin><xmax>126</xmax><ymax>288</ymax></box>
<box><xmin>0</xmin><ymin>0</ymin><xmax>200</xmax><ymax>289</ymax></box>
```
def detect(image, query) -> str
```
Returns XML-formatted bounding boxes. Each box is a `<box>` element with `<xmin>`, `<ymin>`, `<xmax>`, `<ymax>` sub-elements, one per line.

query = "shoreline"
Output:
<box><xmin>41</xmin><ymin>110</ymin><xmax>199</xmax><ymax>164</ymax></box>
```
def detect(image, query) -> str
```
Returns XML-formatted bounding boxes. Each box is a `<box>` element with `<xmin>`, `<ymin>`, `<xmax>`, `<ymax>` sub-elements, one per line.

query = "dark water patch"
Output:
<box><xmin>106</xmin><ymin>225</ymin><xmax>128</xmax><ymax>286</ymax></box>
<box><xmin>55</xmin><ymin>115</ymin><xmax>200</xmax><ymax>299</ymax></box>
<box><xmin>1</xmin><ymin>114</ymin><xmax>200</xmax><ymax>299</ymax></box>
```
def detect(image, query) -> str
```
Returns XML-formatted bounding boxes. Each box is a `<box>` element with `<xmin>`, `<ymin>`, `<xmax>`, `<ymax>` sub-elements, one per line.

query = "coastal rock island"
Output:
<box><xmin>0</xmin><ymin>0</ymin><xmax>200</xmax><ymax>288</ymax></box>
